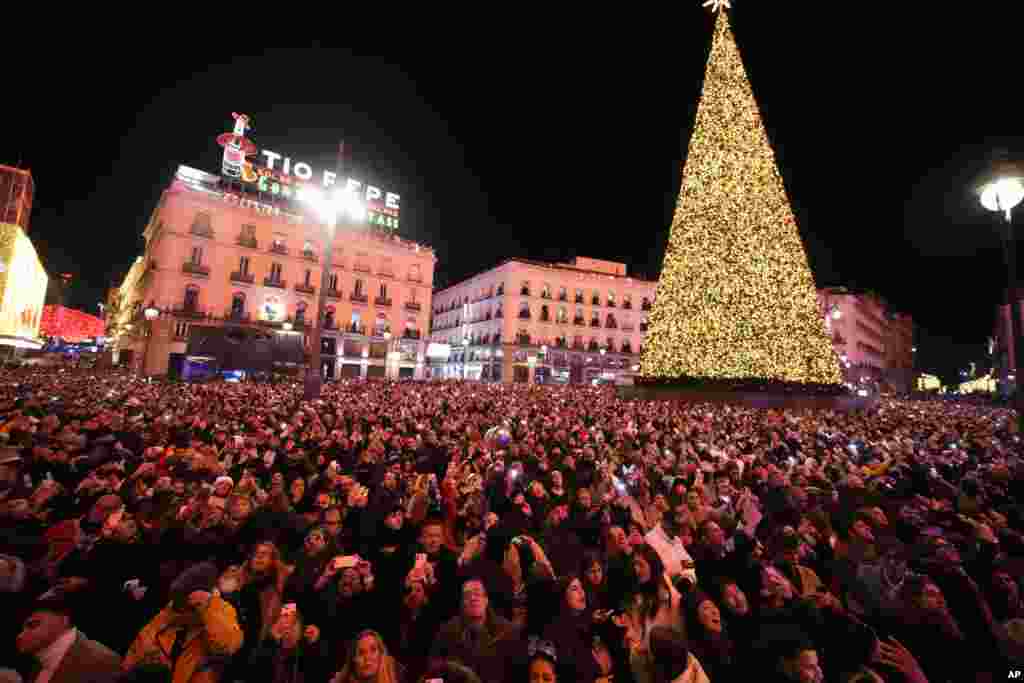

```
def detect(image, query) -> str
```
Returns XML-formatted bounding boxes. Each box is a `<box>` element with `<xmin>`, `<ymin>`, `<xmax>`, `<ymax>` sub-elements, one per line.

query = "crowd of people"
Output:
<box><xmin>2</xmin><ymin>367</ymin><xmax>1024</xmax><ymax>683</ymax></box>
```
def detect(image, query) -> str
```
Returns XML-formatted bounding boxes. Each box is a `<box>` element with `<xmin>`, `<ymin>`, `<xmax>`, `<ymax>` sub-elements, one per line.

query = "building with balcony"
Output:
<box><xmin>110</xmin><ymin>165</ymin><xmax>435</xmax><ymax>379</ymax></box>
<box><xmin>429</xmin><ymin>257</ymin><xmax>656</xmax><ymax>383</ymax></box>
<box><xmin>0</xmin><ymin>164</ymin><xmax>34</xmax><ymax>234</ymax></box>
<box><xmin>817</xmin><ymin>287</ymin><xmax>915</xmax><ymax>393</ymax></box>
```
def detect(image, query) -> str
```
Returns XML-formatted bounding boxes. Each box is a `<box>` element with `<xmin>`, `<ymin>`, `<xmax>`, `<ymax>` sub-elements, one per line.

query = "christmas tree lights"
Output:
<box><xmin>640</xmin><ymin>6</ymin><xmax>842</xmax><ymax>386</ymax></box>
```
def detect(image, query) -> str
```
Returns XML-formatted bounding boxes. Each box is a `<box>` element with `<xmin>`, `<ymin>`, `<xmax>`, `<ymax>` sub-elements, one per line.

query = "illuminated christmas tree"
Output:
<box><xmin>640</xmin><ymin>1</ymin><xmax>842</xmax><ymax>386</ymax></box>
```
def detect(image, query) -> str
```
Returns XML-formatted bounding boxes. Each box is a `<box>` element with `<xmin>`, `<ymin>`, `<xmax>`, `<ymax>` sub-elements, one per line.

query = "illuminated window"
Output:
<box><xmin>230</xmin><ymin>292</ymin><xmax>245</xmax><ymax>317</ymax></box>
<box><xmin>304</xmin><ymin>269</ymin><xmax>312</xmax><ymax>287</ymax></box>
<box><xmin>380</xmin><ymin>282</ymin><xmax>388</xmax><ymax>299</ymax></box>
<box><xmin>329</xmin><ymin>273</ymin><xmax>339</xmax><ymax>291</ymax></box>
<box><xmin>296</xmin><ymin>301</ymin><xmax>307</xmax><ymax>323</ymax></box>
<box><xmin>239</xmin><ymin>256</ymin><xmax>250</xmax><ymax>275</ymax></box>
<box><xmin>269</xmin><ymin>263</ymin><xmax>283</xmax><ymax>282</ymax></box>
<box><xmin>190</xmin><ymin>246</ymin><xmax>203</xmax><ymax>265</ymax></box>
<box><xmin>354</xmin><ymin>279</ymin><xmax>364</xmax><ymax>296</ymax></box>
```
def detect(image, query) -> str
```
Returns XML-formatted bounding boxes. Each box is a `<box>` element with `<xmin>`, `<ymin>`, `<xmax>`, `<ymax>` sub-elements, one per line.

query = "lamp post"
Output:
<box><xmin>301</xmin><ymin>186</ymin><xmax>365</xmax><ymax>399</ymax></box>
<box><xmin>979</xmin><ymin>163</ymin><xmax>1024</xmax><ymax>423</ymax></box>
<box><xmin>142</xmin><ymin>303</ymin><xmax>159</xmax><ymax>377</ymax></box>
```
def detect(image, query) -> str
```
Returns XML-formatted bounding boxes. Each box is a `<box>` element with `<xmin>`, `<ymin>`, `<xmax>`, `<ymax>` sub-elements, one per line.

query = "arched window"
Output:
<box><xmin>354</xmin><ymin>279</ymin><xmax>364</xmax><ymax>296</ymax></box>
<box><xmin>295</xmin><ymin>301</ymin><xmax>307</xmax><ymax>323</ymax></box>
<box><xmin>230</xmin><ymin>292</ymin><xmax>245</xmax><ymax>318</ymax></box>
<box><xmin>540</xmin><ymin>304</ymin><xmax>550</xmax><ymax>320</ymax></box>
<box><xmin>183</xmin><ymin>285</ymin><xmax>200</xmax><ymax>312</ymax></box>
<box><xmin>324</xmin><ymin>305</ymin><xmax>336</xmax><ymax>328</ymax></box>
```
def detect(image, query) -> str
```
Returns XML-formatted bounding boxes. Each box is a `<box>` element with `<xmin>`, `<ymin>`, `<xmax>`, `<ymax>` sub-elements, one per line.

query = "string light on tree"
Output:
<box><xmin>640</xmin><ymin>2</ymin><xmax>842</xmax><ymax>386</ymax></box>
<box><xmin>702</xmin><ymin>0</ymin><xmax>731</xmax><ymax>12</ymax></box>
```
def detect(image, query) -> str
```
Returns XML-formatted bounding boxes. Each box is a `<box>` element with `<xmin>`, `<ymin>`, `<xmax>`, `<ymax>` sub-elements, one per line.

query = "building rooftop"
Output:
<box><xmin>434</xmin><ymin>257</ymin><xmax>657</xmax><ymax>294</ymax></box>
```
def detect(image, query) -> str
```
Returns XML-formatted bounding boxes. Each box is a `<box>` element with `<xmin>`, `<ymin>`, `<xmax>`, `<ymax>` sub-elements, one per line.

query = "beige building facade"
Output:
<box><xmin>429</xmin><ymin>257</ymin><xmax>656</xmax><ymax>384</ymax></box>
<box><xmin>111</xmin><ymin>166</ymin><xmax>435</xmax><ymax>379</ymax></box>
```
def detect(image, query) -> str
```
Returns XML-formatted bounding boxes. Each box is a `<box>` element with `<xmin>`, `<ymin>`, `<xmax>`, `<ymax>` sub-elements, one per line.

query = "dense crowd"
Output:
<box><xmin>2</xmin><ymin>368</ymin><xmax>1024</xmax><ymax>683</ymax></box>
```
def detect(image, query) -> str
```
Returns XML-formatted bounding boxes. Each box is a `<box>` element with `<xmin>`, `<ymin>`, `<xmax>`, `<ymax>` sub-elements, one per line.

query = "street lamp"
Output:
<box><xmin>300</xmin><ymin>186</ymin><xmax>364</xmax><ymax>398</ymax></box>
<box><xmin>141</xmin><ymin>303</ymin><xmax>159</xmax><ymax>377</ymax></box>
<box><xmin>979</xmin><ymin>159</ymin><xmax>1024</xmax><ymax>424</ymax></box>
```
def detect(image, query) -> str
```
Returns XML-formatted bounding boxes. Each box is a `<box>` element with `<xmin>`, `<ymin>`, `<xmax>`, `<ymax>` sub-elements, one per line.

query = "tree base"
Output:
<box><xmin>619</xmin><ymin>380</ymin><xmax>874</xmax><ymax>412</ymax></box>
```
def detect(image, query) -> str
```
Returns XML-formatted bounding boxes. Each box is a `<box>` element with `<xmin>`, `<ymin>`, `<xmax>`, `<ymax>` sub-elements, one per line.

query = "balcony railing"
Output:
<box><xmin>230</xmin><ymin>271</ymin><xmax>255</xmax><ymax>284</ymax></box>
<box><xmin>270</xmin><ymin>243</ymin><xmax>289</xmax><ymax>255</ymax></box>
<box><xmin>590</xmin><ymin>320</ymin><xmax>601</xmax><ymax>328</ymax></box>
<box><xmin>346</xmin><ymin>323</ymin><xmax>368</xmax><ymax>335</ymax></box>
<box><xmin>326</xmin><ymin>288</ymin><xmax>341</xmax><ymax>300</ymax></box>
<box><xmin>172</xmin><ymin>306</ymin><xmax>207</xmax><ymax>319</ymax></box>
<box><xmin>518</xmin><ymin>312</ymin><xmax>531</xmax><ymax>319</ymax></box>
<box><xmin>607</xmin><ymin>301</ymin><xmax>617</xmax><ymax>308</ymax></box>
<box><xmin>405</xmin><ymin>301</ymin><xmax>422</xmax><ymax>312</ymax></box>
<box><xmin>407</xmin><ymin>274</ymin><xmax>422</xmax><ymax>283</ymax></box>
<box><xmin>573</xmin><ymin>318</ymin><xmax>585</xmax><ymax>326</ymax></box>
<box><xmin>588</xmin><ymin>343</ymin><xmax>600</xmax><ymax>352</ymax></box>
<box><xmin>554</xmin><ymin>339</ymin><xmax>567</xmax><ymax>348</ymax></box>
<box><xmin>302</xmin><ymin>250</ymin><xmax>318</xmax><ymax>262</ymax></box>
<box><xmin>622</xmin><ymin>344</ymin><xmax>633</xmax><ymax>354</ymax></box>
<box><xmin>354</xmin><ymin>263</ymin><xmax>371</xmax><ymax>274</ymax></box>
<box><xmin>225</xmin><ymin>310</ymin><xmax>250</xmax><ymax>323</ymax></box>
<box><xmin>642</xmin><ymin>302</ymin><xmax>652</xmax><ymax>311</ymax></box>
<box><xmin>403</xmin><ymin>329</ymin><xmax>422</xmax><ymax>340</ymax></box>
<box><xmin>623</xmin><ymin>301</ymin><xmax>632</xmax><ymax>310</ymax></box>
<box><xmin>264</xmin><ymin>278</ymin><xmax>286</xmax><ymax>289</ymax></box>
<box><xmin>558</xmin><ymin>294</ymin><xmax>568</xmax><ymax>302</ymax></box>
<box><xmin>375</xmin><ymin>297</ymin><xmax>392</xmax><ymax>307</ymax></box>
<box><xmin>351</xmin><ymin>293</ymin><xmax>369</xmax><ymax>304</ymax></box>
<box><xmin>295</xmin><ymin>283</ymin><xmax>316</xmax><ymax>295</ymax></box>
<box><xmin>592</xmin><ymin>298</ymin><xmax>601</xmax><ymax>306</ymax></box>
<box><xmin>190</xmin><ymin>224</ymin><xmax>214</xmax><ymax>238</ymax></box>
<box><xmin>572</xmin><ymin>342</ymin><xmax>585</xmax><ymax>350</ymax></box>
<box><xmin>182</xmin><ymin>261</ymin><xmax>210</xmax><ymax>276</ymax></box>
<box><xmin>540</xmin><ymin>292</ymin><xmax>552</xmax><ymax>300</ymax></box>
<box><xmin>237</xmin><ymin>235</ymin><xmax>258</xmax><ymax>249</ymax></box>
<box><xmin>575</xmin><ymin>296</ymin><xmax>584</xmax><ymax>304</ymax></box>
<box><xmin>622</xmin><ymin>324</ymin><xmax>635</xmax><ymax>332</ymax></box>
<box><xmin>517</xmin><ymin>336</ymin><xmax>531</xmax><ymax>346</ymax></box>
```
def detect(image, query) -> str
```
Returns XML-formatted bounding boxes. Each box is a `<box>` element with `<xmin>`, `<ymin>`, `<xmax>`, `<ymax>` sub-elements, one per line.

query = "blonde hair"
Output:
<box><xmin>332</xmin><ymin>630</ymin><xmax>402</xmax><ymax>683</ymax></box>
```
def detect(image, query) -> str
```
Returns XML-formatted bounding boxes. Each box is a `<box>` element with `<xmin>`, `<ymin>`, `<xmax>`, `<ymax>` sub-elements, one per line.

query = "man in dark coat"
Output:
<box><xmin>14</xmin><ymin>596</ymin><xmax>121</xmax><ymax>683</ymax></box>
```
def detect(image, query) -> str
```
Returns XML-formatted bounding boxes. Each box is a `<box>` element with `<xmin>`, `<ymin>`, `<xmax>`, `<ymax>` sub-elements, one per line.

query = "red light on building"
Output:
<box><xmin>39</xmin><ymin>305</ymin><xmax>105</xmax><ymax>342</ymax></box>
<box><xmin>0</xmin><ymin>164</ymin><xmax>34</xmax><ymax>233</ymax></box>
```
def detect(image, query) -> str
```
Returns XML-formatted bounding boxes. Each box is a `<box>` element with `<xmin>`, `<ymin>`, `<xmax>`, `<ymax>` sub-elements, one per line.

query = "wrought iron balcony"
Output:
<box><xmin>295</xmin><ymin>283</ymin><xmax>316</xmax><ymax>295</ymax></box>
<box><xmin>350</xmin><ymin>293</ymin><xmax>369</xmax><ymax>304</ymax></box>
<box><xmin>230</xmin><ymin>271</ymin><xmax>254</xmax><ymax>284</ymax></box>
<box><xmin>607</xmin><ymin>301</ymin><xmax>617</xmax><ymax>308</ymax></box>
<box><xmin>270</xmin><ymin>243</ymin><xmax>289</xmax><ymax>255</ymax></box>
<box><xmin>375</xmin><ymin>297</ymin><xmax>392</xmax><ymax>307</ymax></box>
<box><xmin>225</xmin><ymin>310</ymin><xmax>250</xmax><ymax>323</ymax></box>
<box><xmin>622</xmin><ymin>301</ymin><xmax>632</xmax><ymax>310</ymax></box>
<box><xmin>403</xmin><ymin>329</ymin><xmax>422</xmax><ymax>340</ymax></box>
<box><xmin>405</xmin><ymin>301</ymin><xmax>422</xmax><ymax>312</ymax></box>
<box><xmin>172</xmin><ymin>306</ymin><xmax>207</xmax><ymax>319</ymax></box>
<box><xmin>182</xmin><ymin>262</ymin><xmax>210</xmax><ymax>276</ymax></box>
<box><xmin>590</xmin><ymin>319</ymin><xmax>601</xmax><ymax>328</ymax></box>
<box><xmin>573</xmin><ymin>318</ymin><xmax>585</xmax><ymax>326</ymax></box>
<box><xmin>236</xmin><ymin>236</ymin><xmax>258</xmax><ymax>249</ymax></box>
<box><xmin>517</xmin><ymin>336</ymin><xmax>531</xmax><ymax>346</ymax></box>
<box><xmin>302</xmin><ymin>250</ymin><xmax>318</xmax><ymax>262</ymax></box>
<box><xmin>263</xmin><ymin>278</ymin><xmax>286</xmax><ymax>289</ymax></box>
<box><xmin>326</xmin><ymin>288</ymin><xmax>341</xmax><ymax>300</ymax></box>
<box><xmin>588</xmin><ymin>342</ymin><xmax>600</xmax><ymax>351</ymax></box>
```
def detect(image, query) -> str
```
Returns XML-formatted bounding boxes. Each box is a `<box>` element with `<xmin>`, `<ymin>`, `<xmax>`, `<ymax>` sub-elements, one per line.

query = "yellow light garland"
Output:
<box><xmin>641</xmin><ymin>9</ymin><xmax>842</xmax><ymax>385</ymax></box>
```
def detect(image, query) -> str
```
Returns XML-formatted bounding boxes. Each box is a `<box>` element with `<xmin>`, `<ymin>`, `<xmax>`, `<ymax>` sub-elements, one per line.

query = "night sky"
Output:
<box><xmin>7</xmin><ymin>6</ymin><xmax>1020</xmax><ymax>385</ymax></box>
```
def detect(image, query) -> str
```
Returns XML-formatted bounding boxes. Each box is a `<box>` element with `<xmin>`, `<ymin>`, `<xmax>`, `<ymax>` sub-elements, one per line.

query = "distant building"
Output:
<box><xmin>0</xmin><ymin>222</ymin><xmax>47</xmax><ymax>350</ymax></box>
<box><xmin>39</xmin><ymin>306</ymin><xmax>105</xmax><ymax>343</ymax></box>
<box><xmin>0</xmin><ymin>165</ymin><xmax>33</xmax><ymax>234</ymax></box>
<box><xmin>429</xmin><ymin>257</ymin><xmax>656</xmax><ymax>383</ymax></box>
<box><xmin>817</xmin><ymin>287</ymin><xmax>915</xmax><ymax>393</ymax></box>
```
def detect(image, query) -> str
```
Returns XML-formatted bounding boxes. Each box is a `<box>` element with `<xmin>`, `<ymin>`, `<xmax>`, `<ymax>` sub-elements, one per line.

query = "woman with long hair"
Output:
<box><xmin>542</xmin><ymin>575</ymin><xmax>616</xmax><ymax>683</ymax></box>
<box><xmin>624</xmin><ymin>544</ymin><xmax>685</xmax><ymax>683</ymax></box>
<box><xmin>332</xmin><ymin>630</ymin><xmax>404</xmax><ymax>683</ymax></box>
<box><xmin>219</xmin><ymin>540</ymin><xmax>293</xmax><ymax>681</ymax></box>
<box><xmin>580</xmin><ymin>550</ymin><xmax>610</xmax><ymax>612</ymax></box>
<box><xmin>683</xmin><ymin>590</ymin><xmax>734</xmax><ymax>680</ymax></box>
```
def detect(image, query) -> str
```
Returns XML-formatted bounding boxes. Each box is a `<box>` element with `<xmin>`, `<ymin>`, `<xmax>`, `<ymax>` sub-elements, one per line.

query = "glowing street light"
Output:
<box><xmin>300</xmin><ymin>181</ymin><xmax>366</xmax><ymax>398</ymax></box>
<box><xmin>978</xmin><ymin>157</ymin><xmax>1024</xmax><ymax>425</ymax></box>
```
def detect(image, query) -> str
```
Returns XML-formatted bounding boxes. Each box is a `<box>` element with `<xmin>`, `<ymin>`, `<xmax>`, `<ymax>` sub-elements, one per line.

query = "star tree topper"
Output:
<box><xmin>702</xmin><ymin>0</ymin><xmax>731</xmax><ymax>11</ymax></box>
